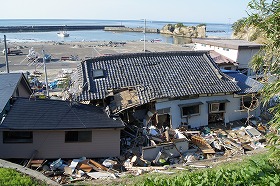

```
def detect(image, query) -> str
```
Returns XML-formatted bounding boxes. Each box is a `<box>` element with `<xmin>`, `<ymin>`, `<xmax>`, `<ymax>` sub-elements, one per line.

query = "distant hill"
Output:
<box><xmin>231</xmin><ymin>18</ymin><xmax>266</xmax><ymax>44</ymax></box>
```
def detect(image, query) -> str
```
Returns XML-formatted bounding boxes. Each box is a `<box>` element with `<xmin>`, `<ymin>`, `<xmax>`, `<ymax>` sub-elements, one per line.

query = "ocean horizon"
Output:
<box><xmin>0</xmin><ymin>19</ymin><xmax>232</xmax><ymax>44</ymax></box>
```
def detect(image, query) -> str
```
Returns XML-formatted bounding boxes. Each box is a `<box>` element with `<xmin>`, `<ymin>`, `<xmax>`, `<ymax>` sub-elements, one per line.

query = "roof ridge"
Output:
<box><xmin>86</xmin><ymin>50</ymin><xmax>208</xmax><ymax>62</ymax></box>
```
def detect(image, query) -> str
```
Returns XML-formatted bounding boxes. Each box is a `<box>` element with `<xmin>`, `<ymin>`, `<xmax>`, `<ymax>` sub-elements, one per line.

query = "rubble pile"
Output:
<box><xmin>120</xmin><ymin>119</ymin><xmax>268</xmax><ymax>168</ymax></box>
<box><xmin>25</xmin><ymin>119</ymin><xmax>268</xmax><ymax>184</ymax></box>
<box><xmin>27</xmin><ymin>157</ymin><xmax>121</xmax><ymax>184</ymax></box>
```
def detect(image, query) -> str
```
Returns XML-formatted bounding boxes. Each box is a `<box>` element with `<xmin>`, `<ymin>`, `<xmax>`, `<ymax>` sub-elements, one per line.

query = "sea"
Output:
<box><xmin>0</xmin><ymin>19</ymin><xmax>232</xmax><ymax>44</ymax></box>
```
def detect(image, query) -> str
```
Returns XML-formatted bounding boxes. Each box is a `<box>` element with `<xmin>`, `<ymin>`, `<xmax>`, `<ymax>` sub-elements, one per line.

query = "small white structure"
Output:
<box><xmin>57</xmin><ymin>31</ymin><xmax>69</xmax><ymax>37</ymax></box>
<box><xmin>193</xmin><ymin>39</ymin><xmax>262</xmax><ymax>75</ymax></box>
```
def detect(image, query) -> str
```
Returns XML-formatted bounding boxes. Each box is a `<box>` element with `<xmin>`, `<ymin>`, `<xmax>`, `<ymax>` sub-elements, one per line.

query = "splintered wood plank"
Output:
<box><xmin>191</xmin><ymin>135</ymin><xmax>215</xmax><ymax>154</ymax></box>
<box><xmin>89</xmin><ymin>159</ymin><xmax>108</xmax><ymax>171</ymax></box>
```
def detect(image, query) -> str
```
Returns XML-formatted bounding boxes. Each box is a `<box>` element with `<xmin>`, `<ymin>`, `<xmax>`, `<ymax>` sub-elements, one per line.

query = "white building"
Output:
<box><xmin>193</xmin><ymin>39</ymin><xmax>262</xmax><ymax>75</ymax></box>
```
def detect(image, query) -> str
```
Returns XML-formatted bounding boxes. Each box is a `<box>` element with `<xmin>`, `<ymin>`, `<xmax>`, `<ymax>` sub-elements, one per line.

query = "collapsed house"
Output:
<box><xmin>70</xmin><ymin>51</ymin><xmax>263</xmax><ymax>129</ymax></box>
<box><xmin>0</xmin><ymin>98</ymin><xmax>124</xmax><ymax>159</ymax></box>
<box><xmin>0</xmin><ymin>53</ymin><xmax>265</xmax><ymax>184</ymax></box>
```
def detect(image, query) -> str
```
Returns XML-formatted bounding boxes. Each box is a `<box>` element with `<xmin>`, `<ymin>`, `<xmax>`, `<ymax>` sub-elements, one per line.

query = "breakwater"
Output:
<box><xmin>104</xmin><ymin>27</ymin><xmax>159</xmax><ymax>33</ymax></box>
<box><xmin>0</xmin><ymin>25</ymin><xmax>124</xmax><ymax>32</ymax></box>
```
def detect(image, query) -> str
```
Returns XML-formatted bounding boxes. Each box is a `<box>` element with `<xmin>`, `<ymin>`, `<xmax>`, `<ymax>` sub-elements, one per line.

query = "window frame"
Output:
<box><xmin>3</xmin><ymin>131</ymin><xmax>33</xmax><ymax>143</ymax></box>
<box><xmin>240</xmin><ymin>97</ymin><xmax>258</xmax><ymax>111</ymax></box>
<box><xmin>157</xmin><ymin>108</ymin><xmax>170</xmax><ymax>115</ymax></box>
<box><xmin>181</xmin><ymin>105</ymin><xmax>200</xmax><ymax>117</ymax></box>
<box><xmin>92</xmin><ymin>69</ymin><xmax>105</xmax><ymax>79</ymax></box>
<box><xmin>209</xmin><ymin>102</ymin><xmax>226</xmax><ymax>113</ymax></box>
<box><xmin>65</xmin><ymin>131</ymin><xmax>92</xmax><ymax>143</ymax></box>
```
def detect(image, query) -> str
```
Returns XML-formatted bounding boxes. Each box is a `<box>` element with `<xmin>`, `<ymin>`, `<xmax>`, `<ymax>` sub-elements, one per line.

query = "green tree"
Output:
<box><xmin>232</xmin><ymin>17</ymin><xmax>247</xmax><ymax>35</ymax></box>
<box><xmin>175</xmin><ymin>23</ymin><xmax>184</xmax><ymax>28</ymax></box>
<box><xmin>246</xmin><ymin>0</ymin><xmax>280</xmax><ymax>162</ymax></box>
<box><xmin>197</xmin><ymin>23</ymin><xmax>206</xmax><ymax>27</ymax></box>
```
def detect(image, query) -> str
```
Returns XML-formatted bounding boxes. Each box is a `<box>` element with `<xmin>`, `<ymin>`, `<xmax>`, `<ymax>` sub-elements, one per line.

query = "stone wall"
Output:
<box><xmin>104</xmin><ymin>27</ymin><xmax>159</xmax><ymax>33</ymax></box>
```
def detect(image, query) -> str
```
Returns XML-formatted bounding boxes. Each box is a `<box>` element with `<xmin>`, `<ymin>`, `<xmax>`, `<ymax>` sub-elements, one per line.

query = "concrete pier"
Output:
<box><xmin>0</xmin><ymin>25</ymin><xmax>124</xmax><ymax>32</ymax></box>
<box><xmin>104</xmin><ymin>27</ymin><xmax>160</xmax><ymax>33</ymax></box>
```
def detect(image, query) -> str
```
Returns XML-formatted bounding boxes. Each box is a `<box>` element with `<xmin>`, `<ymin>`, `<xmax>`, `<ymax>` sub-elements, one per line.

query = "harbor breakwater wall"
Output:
<box><xmin>0</xmin><ymin>25</ymin><xmax>124</xmax><ymax>32</ymax></box>
<box><xmin>104</xmin><ymin>27</ymin><xmax>160</xmax><ymax>33</ymax></box>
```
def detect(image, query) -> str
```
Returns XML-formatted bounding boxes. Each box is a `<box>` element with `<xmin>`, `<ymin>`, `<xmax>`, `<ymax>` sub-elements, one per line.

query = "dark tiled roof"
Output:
<box><xmin>0</xmin><ymin>98</ymin><xmax>124</xmax><ymax>130</ymax></box>
<box><xmin>74</xmin><ymin>51</ymin><xmax>240</xmax><ymax>103</ymax></box>
<box><xmin>223</xmin><ymin>70</ymin><xmax>263</xmax><ymax>94</ymax></box>
<box><xmin>0</xmin><ymin>73</ymin><xmax>31</xmax><ymax>113</ymax></box>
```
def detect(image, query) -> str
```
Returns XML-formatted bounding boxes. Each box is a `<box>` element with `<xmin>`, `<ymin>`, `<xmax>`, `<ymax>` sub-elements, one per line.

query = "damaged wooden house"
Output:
<box><xmin>70</xmin><ymin>51</ymin><xmax>263</xmax><ymax>130</ymax></box>
<box><xmin>0</xmin><ymin>98</ymin><xmax>124</xmax><ymax>159</ymax></box>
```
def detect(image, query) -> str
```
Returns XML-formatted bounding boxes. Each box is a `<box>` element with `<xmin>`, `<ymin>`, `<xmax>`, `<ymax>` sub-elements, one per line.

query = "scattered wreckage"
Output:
<box><xmin>19</xmin><ymin>118</ymin><xmax>267</xmax><ymax>185</ymax></box>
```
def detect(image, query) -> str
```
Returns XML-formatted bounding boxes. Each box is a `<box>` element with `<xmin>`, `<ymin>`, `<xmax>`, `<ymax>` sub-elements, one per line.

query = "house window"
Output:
<box><xmin>3</xmin><ymin>131</ymin><xmax>33</xmax><ymax>143</ymax></box>
<box><xmin>209</xmin><ymin>103</ymin><xmax>225</xmax><ymax>113</ymax></box>
<box><xmin>92</xmin><ymin>69</ymin><xmax>105</xmax><ymax>79</ymax></box>
<box><xmin>240</xmin><ymin>97</ymin><xmax>258</xmax><ymax>110</ymax></box>
<box><xmin>65</xmin><ymin>131</ymin><xmax>92</xmax><ymax>142</ymax></box>
<box><xmin>157</xmin><ymin>108</ymin><xmax>170</xmax><ymax>115</ymax></box>
<box><xmin>181</xmin><ymin>105</ymin><xmax>200</xmax><ymax>117</ymax></box>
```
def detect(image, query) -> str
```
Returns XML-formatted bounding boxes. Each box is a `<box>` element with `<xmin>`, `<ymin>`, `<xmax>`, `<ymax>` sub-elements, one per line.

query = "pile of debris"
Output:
<box><xmin>24</xmin><ymin>120</ymin><xmax>268</xmax><ymax>184</ymax></box>
<box><xmin>26</xmin><ymin>158</ymin><xmax>121</xmax><ymax>184</ymax></box>
<box><xmin>119</xmin><ymin>119</ymin><xmax>268</xmax><ymax>171</ymax></box>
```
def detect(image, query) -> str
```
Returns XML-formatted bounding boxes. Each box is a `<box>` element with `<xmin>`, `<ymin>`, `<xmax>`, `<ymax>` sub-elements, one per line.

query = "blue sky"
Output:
<box><xmin>2</xmin><ymin>0</ymin><xmax>251</xmax><ymax>23</ymax></box>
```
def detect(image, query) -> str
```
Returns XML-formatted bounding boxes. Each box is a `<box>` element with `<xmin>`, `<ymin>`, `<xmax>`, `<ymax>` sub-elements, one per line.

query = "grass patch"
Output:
<box><xmin>110</xmin><ymin>153</ymin><xmax>280</xmax><ymax>186</ymax></box>
<box><xmin>0</xmin><ymin>168</ymin><xmax>47</xmax><ymax>186</ymax></box>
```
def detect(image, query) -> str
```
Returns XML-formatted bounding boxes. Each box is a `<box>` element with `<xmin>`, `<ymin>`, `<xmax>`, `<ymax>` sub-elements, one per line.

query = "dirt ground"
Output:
<box><xmin>0</xmin><ymin>41</ymin><xmax>192</xmax><ymax>81</ymax></box>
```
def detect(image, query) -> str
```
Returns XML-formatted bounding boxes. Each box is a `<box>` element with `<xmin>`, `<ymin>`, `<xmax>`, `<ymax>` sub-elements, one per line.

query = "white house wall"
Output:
<box><xmin>194</xmin><ymin>43</ymin><xmax>260</xmax><ymax>70</ymax></box>
<box><xmin>214</xmin><ymin>47</ymin><xmax>238</xmax><ymax>62</ymax></box>
<box><xmin>237</xmin><ymin>48</ymin><xmax>260</xmax><ymax>69</ymax></box>
<box><xmin>194</xmin><ymin>43</ymin><xmax>239</xmax><ymax>62</ymax></box>
<box><xmin>155</xmin><ymin>94</ymin><xmax>261</xmax><ymax>129</ymax></box>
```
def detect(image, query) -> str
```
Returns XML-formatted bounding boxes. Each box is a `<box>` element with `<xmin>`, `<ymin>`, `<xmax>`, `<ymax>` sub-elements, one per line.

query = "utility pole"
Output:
<box><xmin>144</xmin><ymin>19</ymin><xmax>146</xmax><ymax>53</ymax></box>
<box><xmin>4</xmin><ymin>35</ymin><xmax>9</xmax><ymax>73</ymax></box>
<box><xmin>42</xmin><ymin>50</ymin><xmax>49</xmax><ymax>98</ymax></box>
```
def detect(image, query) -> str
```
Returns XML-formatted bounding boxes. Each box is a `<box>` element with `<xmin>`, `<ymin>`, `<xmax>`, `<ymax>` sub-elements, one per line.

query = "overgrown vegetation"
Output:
<box><xmin>232</xmin><ymin>0</ymin><xmax>280</xmax><ymax>164</ymax></box>
<box><xmin>246</xmin><ymin>0</ymin><xmax>280</xmax><ymax>159</ymax></box>
<box><xmin>231</xmin><ymin>17</ymin><xmax>247</xmax><ymax>35</ymax></box>
<box><xmin>197</xmin><ymin>23</ymin><xmax>206</xmax><ymax>27</ymax></box>
<box><xmin>0</xmin><ymin>168</ymin><xmax>46</xmax><ymax>186</ymax></box>
<box><xmin>108</xmin><ymin>153</ymin><xmax>278</xmax><ymax>186</ymax></box>
<box><xmin>229</xmin><ymin>0</ymin><xmax>280</xmax><ymax>183</ymax></box>
<box><xmin>175</xmin><ymin>23</ymin><xmax>184</xmax><ymax>28</ymax></box>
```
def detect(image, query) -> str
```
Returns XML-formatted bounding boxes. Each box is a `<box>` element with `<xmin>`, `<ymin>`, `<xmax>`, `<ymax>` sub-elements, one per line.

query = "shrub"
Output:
<box><xmin>0</xmin><ymin>168</ymin><xmax>46</xmax><ymax>186</ymax></box>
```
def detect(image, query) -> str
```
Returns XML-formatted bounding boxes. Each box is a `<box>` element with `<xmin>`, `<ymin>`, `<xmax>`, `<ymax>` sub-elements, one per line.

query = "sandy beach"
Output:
<box><xmin>0</xmin><ymin>41</ymin><xmax>192</xmax><ymax>81</ymax></box>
